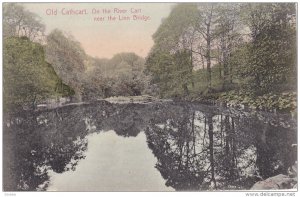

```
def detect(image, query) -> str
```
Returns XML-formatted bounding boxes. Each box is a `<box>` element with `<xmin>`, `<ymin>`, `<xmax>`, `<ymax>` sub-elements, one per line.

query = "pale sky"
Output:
<box><xmin>23</xmin><ymin>3</ymin><xmax>174</xmax><ymax>59</ymax></box>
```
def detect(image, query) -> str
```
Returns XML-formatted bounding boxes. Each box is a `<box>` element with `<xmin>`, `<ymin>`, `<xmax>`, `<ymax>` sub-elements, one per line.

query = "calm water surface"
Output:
<box><xmin>3</xmin><ymin>101</ymin><xmax>297</xmax><ymax>191</ymax></box>
<box><xmin>47</xmin><ymin>131</ymin><xmax>173</xmax><ymax>191</ymax></box>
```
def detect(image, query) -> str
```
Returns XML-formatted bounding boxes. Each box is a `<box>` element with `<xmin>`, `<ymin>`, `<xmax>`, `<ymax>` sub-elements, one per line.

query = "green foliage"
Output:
<box><xmin>82</xmin><ymin>52</ymin><xmax>149</xmax><ymax>99</ymax></box>
<box><xmin>3</xmin><ymin>37</ymin><xmax>73</xmax><ymax>112</ymax></box>
<box><xmin>219</xmin><ymin>91</ymin><xmax>297</xmax><ymax>112</ymax></box>
<box><xmin>146</xmin><ymin>51</ymin><xmax>174</xmax><ymax>97</ymax></box>
<box><xmin>146</xmin><ymin>50</ymin><xmax>193</xmax><ymax>98</ymax></box>
<box><xmin>239</xmin><ymin>3</ymin><xmax>296</xmax><ymax>95</ymax></box>
<box><xmin>146</xmin><ymin>3</ymin><xmax>296</xmax><ymax>112</ymax></box>
<box><xmin>146</xmin><ymin>3</ymin><xmax>199</xmax><ymax>98</ymax></box>
<box><xmin>45</xmin><ymin>29</ymin><xmax>87</xmax><ymax>100</ymax></box>
<box><xmin>173</xmin><ymin>50</ymin><xmax>193</xmax><ymax>95</ymax></box>
<box><xmin>55</xmin><ymin>79</ymin><xmax>75</xmax><ymax>97</ymax></box>
<box><xmin>152</xmin><ymin>3</ymin><xmax>199</xmax><ymax>51</ymax></box>
<box><xmin>4</xmin><ymin>3</ymin><xmax>296</xmax><ymax>114</ymax></box>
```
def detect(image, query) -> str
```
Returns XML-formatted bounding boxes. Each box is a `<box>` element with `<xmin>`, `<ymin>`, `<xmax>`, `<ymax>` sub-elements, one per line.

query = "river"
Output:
<box><xmin>3</xmin><ymin>100</ymin><xmax>297</xmax><ymax>191</ymax></box>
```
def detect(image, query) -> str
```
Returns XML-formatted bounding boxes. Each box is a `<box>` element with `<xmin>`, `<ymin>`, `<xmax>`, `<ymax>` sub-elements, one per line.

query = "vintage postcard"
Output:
<box><xmin>2</xmin><ymin>1</ymin><xmax>297</xmax><ymax>194</ymax></box>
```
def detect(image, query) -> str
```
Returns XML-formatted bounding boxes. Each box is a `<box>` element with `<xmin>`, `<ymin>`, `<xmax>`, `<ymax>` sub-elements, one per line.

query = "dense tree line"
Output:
<box><xmin>3</xmin><ymin>3</ymin><xmax>297</xmax><ymax>113</ymax></box>
<box><xmin>145</xmin><ymin>3</ymin><xmax>296</xmax><ymax>106</ymax></box>
<box><xmin>3</xmin><ymin>36</ymin><xmax>75</xmax><ymax>113</ymax></box>
<box><xmin>46</xmin><ymin>29</ymin><xmax>150</xmax><ymax>100</ymax></box>
<box><xmin>45</xmin><ymin>28</ymin><xmax>150</xmax><ymax>101</ymax></box>
<box><xmin>3</xmin><ymin>3</ymin><xmax>74</xmax><ymax>113</ymax></box>
<box><xmin>81</xmin><ymin>52</ymin><xmax>150</xmax><ymax>100</ymax></box>
<box><xmin>3</xmin><ymin>3</ymin><xmax>149</xmax><ymax>112</ymax></box>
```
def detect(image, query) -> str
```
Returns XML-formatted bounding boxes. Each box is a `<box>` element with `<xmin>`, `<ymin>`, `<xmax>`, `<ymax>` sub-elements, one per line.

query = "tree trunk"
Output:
<box><xmin>205</xmin><ymin>7</ymin><xmax>213</xmax><ymax>91</ymax></box>
<box><xmin>190</xmin><ymin>47</ymin><xmax>195</xmax><ymax>88</ymax></box>
<box><xmin>208</xmin><ymin>115</ymin><xmax>216</xmax><ymax>189</ymax></box>
<box><xmin>192</xmin><ymin>112</ymin><xmax>196</xmax><ymax>155</ymax></box>
<box><xmin>206</xmin><ymin>25</ymin><xmax>212</xmax><ymax>90</ymax></box>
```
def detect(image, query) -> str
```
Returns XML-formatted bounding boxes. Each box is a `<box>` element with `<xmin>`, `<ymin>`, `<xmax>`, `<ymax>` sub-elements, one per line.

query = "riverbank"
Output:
<box><xmin>29</xmin><ymin>95</ymin><xmax>170</xmax><ymax>112</ymax></box>
<box><xmin>102</xmin><ymin>95</ymin><xmax>172</xmax><ymax>104</ymax></box>
<box><xmin>178</xmin><ymin>91</ymin><xmax>297</xmax><ymax>115</ymax></box>
<box><xmin>31</xmin><ymin>92</ymin><xmax>296</xmax><ymax>117</ymax></box>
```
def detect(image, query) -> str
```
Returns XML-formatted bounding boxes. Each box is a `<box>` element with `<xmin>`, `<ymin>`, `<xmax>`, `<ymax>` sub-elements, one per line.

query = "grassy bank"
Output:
<box><xmin>182</xmin><ymin>90</ymin><xmax>297</xmax><ymax>114</ymax></box>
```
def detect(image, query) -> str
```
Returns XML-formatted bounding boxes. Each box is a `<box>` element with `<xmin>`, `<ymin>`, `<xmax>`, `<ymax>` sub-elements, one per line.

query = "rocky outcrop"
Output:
<box><xmin>251</xmin><ymin>162</ymin><xmax>297</xmax><ymax>190</ymax></box>
<box><xmin>251</xmin><ymin>174</ymin><xmax>296</xmax><ymax>190</ymax></box>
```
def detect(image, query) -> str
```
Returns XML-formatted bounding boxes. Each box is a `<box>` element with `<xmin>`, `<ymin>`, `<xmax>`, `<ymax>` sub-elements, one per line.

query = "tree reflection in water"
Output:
<box><xmin>3</xmin><ymin>101</ymin><xmax>297</xmax><ymax>191</ymax></box>
<box><xmin>145</xmin><ymin>105</ymin><xmax>296</xmax><ymax>190</ymax></box>
<box><xmin>3</xmin><ymin>101</ymin><xmax>149</xmax><ymax>191</ymax></box>
<box><xmin>3</xmin><ymin>109</ymin><xmax>88</xmax><ymax>191</ymax></box>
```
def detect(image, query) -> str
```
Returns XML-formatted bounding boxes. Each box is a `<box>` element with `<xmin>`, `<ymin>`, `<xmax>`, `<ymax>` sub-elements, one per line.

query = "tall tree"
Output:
<box><xmin>152</xmin><ymin>4</ymin><xmax>199</xmax><ymax>52</ymax></box>
<box><xmin>173</xmin><ymin>50</ymin><xmax>193</xmax><ymax>96</ymax></box>
<box><xmin>146</xmin><ymin>4</ymin><xmax>198</xmax><ymax>97</ymax></box>
<box><xmin>195</xmin><ymin>3</ymin><xmax>217</xmax><ymax>90</ymax></box>
<box><xmin>45</xmin><ymin>29</ymin><xmax>87</xmax><ymax>101</ymax></box>
<box><xmin>214</xmin><ymin>3</ymin><xmax>244</xmax><ymax>90</ymax></box>
<box><xmin>240</xmin><ymin>3</ymin><xmax>296</xmax><ymax>95</ymax></box>
<box><xmin>3</xmin><ymin>3</ymin><xmax>45</xmax><ymax>42</ymax></box>
<box><xmin>146</xmin><ymin>50</ymin><xmax>174</xmax><ymax>97</ymax></box>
